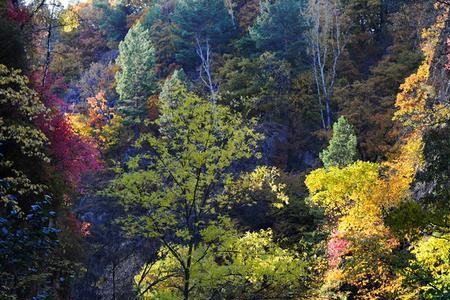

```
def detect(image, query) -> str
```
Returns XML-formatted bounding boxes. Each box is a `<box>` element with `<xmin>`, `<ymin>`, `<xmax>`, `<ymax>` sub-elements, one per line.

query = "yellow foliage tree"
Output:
<box><xmin>306</xmin><ymin>5</ymin><xmax>450</xmax><ymax>299</ymax></box>
<box><xmin>306</xmin><ymin>161</ymin><xmax>402</xmax><ymax>298</ymax></box>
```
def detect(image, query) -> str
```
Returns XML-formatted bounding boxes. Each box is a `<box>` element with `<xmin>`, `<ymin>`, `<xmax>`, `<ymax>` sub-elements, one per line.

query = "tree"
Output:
<box><xmin>50</xmin><ymin>1</ymin><xmax>110</xmax><ymax>80</ymax></box>
<box><xmin>329</xmin><ymin>1</ymin><xmax>433</xmax><ymax>162</ymax></box>
<box><xmin>250</xmin><ymin>0</ymin><xmax>307</xmax><ymax>66</ymax></box>
<box><xmin>0</xmin><ymin>8</ymin><xmax>26</xmax><ymax>70</ymax></box>
<box><xmin>306</xmin><ymin>0</ymin><xmax>349</xmax><ymax>129</ymax></box>
<box><xmin>0</xmin><ymin>64</ymin><xmax>48</xmax><ymax>210</ymax></box>
<box><xmin>94</xmin><ymin>0</ymin><xmax>128</xmax><ymax>46</ymax></box>
<box><xmin>387</xmin><ymin>9</ymin><xmax>450</xmax><ymax>298</ymax></box>
<box><xmin>115</xmin><ymin>22</ymin><xmax>158</xmax><ymax>127</ymax></box>
<box><xmin>305</xmin><ymin>161</ymin><xmax>400</xmax><ymax>298</ymax></box>
<box><xmin>105</xmin><ymin>86</ymin><xmax>266</xmax><ymax>299</ymax></box>
<box><xmin>30</xmin><ymin>0</ymin><xmax>80</xmax><ymax>87</ymax></box>
<box><xmin>0</xmin><ymin>65</ymin><xmax>70</xmax><ymax>299</ymax></box>
<box><xmin>173</xmin><ymin>0</ymin><xmax>238</xmax><ymax>101</ymax></box>
<box><xmin>305</xmin><ymin>161</ymin><xmax>379</xmax><ymax>217</ymax></box>
<box><xmin>78</xmin><ymin>62</ymin><xmax>117</xmax><ymax>102</ymax></box>
<box><xmin>0</xmin><ymin>195</ymin><xmax>60</xmax><ymax>300</ymax></box>
<box><xmin>135</xmin><ymin>229</ymin><xmax>309</xmax><ymax>299</ymax></box>
<box><xmin>32</xmin><ymin>73</ymin><xmax>102</xmax><ymax>189</ymax></box>
<box><xmin>159</xmin><ymin>69</ymin><xmax>189</xmax><ymax>104</ymax></box>
<box><xmin>106</xmin><ymin>85</ymin><xmax>310</xmax><ymax>297</ymax></box>
<box><xmin>319</xmin><ymin>116</ymin><xmax>357</xmax><ymax>168</ymax></box>
<box><xmin>86</xmin><ymin>91</ymin><xmax>112</xmax><ymax>129</ymax></box>
<box><xmin>68</xmin><ymin>90</ymin><xmax>130</xmax><ymax>156</ymax></box>
<box><xmin>173</xmin><ymin>0</ymin><xmax>237</xmax><ymax>70</ymax></box>
<box><xmin>158</xmin><ymin>69</ymin><xmax>190</xmax><ymax>123</ymax></box>
<box><xmin>142</xmin><ymin>1</ymin><xmax>179</xmax><ymax>78</ymax></box>
<box><xmin>217</xmin><ymin>52</ymin><xmax>293</xmax><ymax>121</ymax></box>
<box><xmin>403</xmin><ymin>233</ymin><xmax>450</xmax><ymax>299</ymax></box>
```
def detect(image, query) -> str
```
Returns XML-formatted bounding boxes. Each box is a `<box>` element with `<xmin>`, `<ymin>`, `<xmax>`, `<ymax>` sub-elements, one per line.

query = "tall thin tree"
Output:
<box><xmin>306</xmin><ymin>0</ymin><xmax>349</xmax><ymax>129</ymax></box>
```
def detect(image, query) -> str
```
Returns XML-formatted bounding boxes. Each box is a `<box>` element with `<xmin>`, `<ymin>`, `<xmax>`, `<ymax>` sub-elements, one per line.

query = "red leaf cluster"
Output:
<box><xmin>31</xmin><ymin>72</ymin><xmax>103</xmax><ymax>188</ymax></box>
<box><xmin>6</xmin><ymin>0</ymin><xmax>29</xmax><ymax>24</ymax></box>
<box><xmin>327</xmin><ymin>229</ymin><xmax>350</xmax><ymax>268</ymax></box>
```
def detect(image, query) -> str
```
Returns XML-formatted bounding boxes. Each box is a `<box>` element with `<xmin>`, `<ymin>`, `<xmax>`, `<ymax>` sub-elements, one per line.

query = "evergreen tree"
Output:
<box><xmin>115</xmin><ymin>22</ymin><xmax>157</xmax><ymax>126</ymax></box>
<box><xmin>250</xmin><ymin>0</ymin><xmax>307</xmax><ymax>65</ymax></box>
<box><xmin>94</xmin><ymin>0</ymin><xmax>128</xmax><ymax>44</ymax></box>
<box><xmin>159</xmin><ymin>69</ymin><xmax>189</xmax><ymax>106</ymax></box>
<box><xmin>158</xmin><ymin>69</ymin><xmax>190</xmax><ymax>137</ymax></box>
<box><xmin>320</xmin><ymin>116</ymin><xmax>357</xmax><ymax>168</ymax></box>
<box><xmin>173</xmin><ymin>0</ymin><xmax>238</xmax><ymax>70</ymax></box>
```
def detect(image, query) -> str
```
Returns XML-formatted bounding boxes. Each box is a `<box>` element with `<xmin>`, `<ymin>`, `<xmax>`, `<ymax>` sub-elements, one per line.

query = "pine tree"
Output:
<box><xmin>159</xmin><ymin>69</ymin><xmax>189</xmax><ymax>106</ymax></box>
<box><xmin>115</xmin><ymin>22</ymin><xmax>157</xmax><ymax>126</ymax></box>
<box><xmin>173</xmin><ymin>0</ymin><xmax>237</xmax><ymax>71</ymax></box>
<box><xmin>249</xmin><ymin>0</ymin><xmax>307</xmax><ymax>65</ymax></box>
<box><xmin>320</xmin><ymin>116</ymin><xmax>357</xmax><ymax>168</ymax></box>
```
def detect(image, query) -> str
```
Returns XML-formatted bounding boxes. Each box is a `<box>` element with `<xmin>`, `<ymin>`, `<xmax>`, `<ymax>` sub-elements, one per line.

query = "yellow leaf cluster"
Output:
<box><xmin>394</xmin><ymin>7</ymin><xmax>450</xmax><ymax>130</ymax></box>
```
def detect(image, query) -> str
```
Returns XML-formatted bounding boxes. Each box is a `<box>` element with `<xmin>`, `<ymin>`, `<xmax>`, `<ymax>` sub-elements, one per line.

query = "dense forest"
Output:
<box><xmin>1</xmin><ymin>0</ymin><xmax>450</xmax><ymax>299</ymax></box>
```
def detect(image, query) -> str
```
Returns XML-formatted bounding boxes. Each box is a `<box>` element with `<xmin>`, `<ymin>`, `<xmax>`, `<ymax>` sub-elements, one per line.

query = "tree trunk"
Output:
<box><xmin>325</xmin><ymin>95</ymin><xmax>332</xmax><ymax>130</ymax></box>
<box><xmin>183</xmin><ymin>243</ymin><xmax>193</xmax><ymax>300</ymax></box>
<box><xmin>112</xmin><ymin>261</ymin><xmax>116</xmax><ymax>300</ymax></box>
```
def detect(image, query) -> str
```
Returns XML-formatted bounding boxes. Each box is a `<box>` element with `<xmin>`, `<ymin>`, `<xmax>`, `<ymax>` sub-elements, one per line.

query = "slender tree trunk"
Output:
<box><xmin>183</xmin><ymin>243</ymin><xmax>193</xmax><ymax>300</ymax></box>
<box><xmin>306</xmin><ymin>0</ymin><xmax>347</xmax><ymax>130</ymax></box>
<box><xmin>325</xmin><ymin>95</ymin><xmax>332</xmax><ymax>129</ymax></box>
<box><xmin>195</xmin><ymin>38</ymin><xmax>218</xmax><ymax>104</ymax></box>
<box><xmin>312</xmin><ymin>56</ymin><xmax>327</xmax><ymax>129</ymax></box>
<box><xmin>112</xmin><ymin>261</ymin><xmax>116</xmax><ymax>300</ymax></box>
<box><xmin>42</xmin><ymin>23</ymin><xmax>52</xmax><ymax>87</ymax></box>
<box><xmin>42</xmin><ymin>0</ymin><xmax>55</xmax><ymax>87</ymax></box>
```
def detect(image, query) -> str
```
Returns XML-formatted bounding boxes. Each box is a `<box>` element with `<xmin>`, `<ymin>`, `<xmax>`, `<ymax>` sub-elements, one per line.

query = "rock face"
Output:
<box><xmin>258</xmin><ymin>122</ymin><xmax>319</xmax><ymax>170</ymax></box>
<box><xmin>429</xmin><ymin>13</ymin><xmax>450</xmax><ymax>103</ymax></box>
<box><xmin>413</xmin><ymin>10</ymin><xmax>450</xmax><ymax>202</ymax></box>
<box><xmin>71</xmin><ymin>191</ymin><xmax>157</xmax><ymax>300</ymax></box>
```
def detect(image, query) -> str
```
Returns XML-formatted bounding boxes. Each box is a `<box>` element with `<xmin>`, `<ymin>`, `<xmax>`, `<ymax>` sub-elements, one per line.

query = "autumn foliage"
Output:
<box><xmin>6</xmin><ymin>0</ymin><xmax>29</xmax><ymax>24</ymax></box>
<box><xmin>3</xmin><ymin>0</ymin><xmax>450</xmax><ymax>299</ymax></box>
<box><xmin>31</xmin><ymin>72</ymin><xmax>102</xmax><ymax>188</ymax></box>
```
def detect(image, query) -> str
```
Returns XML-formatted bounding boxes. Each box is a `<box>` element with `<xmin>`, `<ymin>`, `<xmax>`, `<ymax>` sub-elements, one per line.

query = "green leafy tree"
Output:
<box><xmin>0</xmin><ymin>65</ymin><xmax>70</xmax><ymax>299</ymax></box>
<box><xmin>135</xmin><ymin>228</ymin><xmax>308</xmax><ymax>299</ymax></box>
<box><xmin>106</xmin><ymin>88</ymin><xmax>261</xmax><ymax>299</ymax></box>
<box><xmin>403</xmin><ymin>233</ymin><xmax>450</xmax><ymax>299</ymax></box>
<box><xmin>105</xmin><ymin>84</ymin><xmax>306</xmax><ymax>299</ymax></box>
<box><xmin>115</xmin><ymin>22</ymin><xmax>158</xmax><ymax>127</ymax></box>
<box><xmin>319</xmin><ymin>116</ymin><xmax>357</xmax><ymax>168</ymax></box>
<box><xmin>0</xmin><ymin>65</ymin><xmax>48</xmax><ymax>209</ymax></box>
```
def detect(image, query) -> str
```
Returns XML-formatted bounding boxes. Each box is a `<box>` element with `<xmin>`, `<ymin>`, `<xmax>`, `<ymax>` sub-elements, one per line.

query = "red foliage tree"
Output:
<box><xmin>31</xmin><ymin>72</ymin><xmax>102</xmax><ymax>188</ymax></box>
<box><xmin>6</xmin><ymin>0</ymin><xmax>29</xmax><ymax>24</ymax></box>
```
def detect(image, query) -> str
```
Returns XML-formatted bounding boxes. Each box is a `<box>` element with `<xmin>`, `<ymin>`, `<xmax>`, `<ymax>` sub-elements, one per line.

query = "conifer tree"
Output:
<box><xmin>250</xmin><ymin>0</ymin><xmax>307</xmax><ymax>64</ymax></box>
<box><xmin>173</xmin><ymin>0</ymin><xmax>237</xmax><ymax>70</ymax></box>
<box><xmin>320</xmin><ymin>116</ymin><xmax>357</xmax><ymax>168</ymax></box>
<box><xmin>115</xmin><ymin>22</ymin><xmax>157</xmax><ymax>126</ymax></box>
